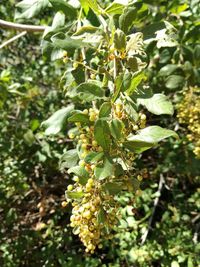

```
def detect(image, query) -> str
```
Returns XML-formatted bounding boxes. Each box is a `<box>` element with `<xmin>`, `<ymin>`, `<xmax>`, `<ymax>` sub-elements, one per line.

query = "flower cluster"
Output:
<box><xmin>177</xmin><ymin>87</ymin><xmax>200</xmax><ymax>158</ymax></box>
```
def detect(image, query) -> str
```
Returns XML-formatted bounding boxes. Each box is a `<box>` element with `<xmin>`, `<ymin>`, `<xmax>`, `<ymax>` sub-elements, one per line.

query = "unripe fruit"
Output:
<box><xmin>74</xmin><ymin>176</ymin><xmax>79</xmax><ymax>182</ymax></box>
<box><xmin>69</xmin><ymin>133</ymin><xmax>75</xmax><ymax>139</ymax></box>
<box><xmin>82</xmin><ymin>109</ymin><xmax>88</xmax><ymax>115</ymax></box>
<box><xmin>79</xmin><ymin>160</ymin><xmax>85</xmax><ymax>167</ymax></box>
<box><xmin>80</xmin><ymin>134</ymin><xmax>85</xmax><ymax>139</ymax></box>
<box><xmin>61</xmin><ymin>201</ymin><xmax>68</xmax><ymax>207</ymax></box>
<box><xmin>89</xmin><ymin>114</ymin><xmax>96</xmax><ymax>122</ymax></box>
<box><xmin>140</xmin><ymin>114</ymin><xmax>146</xmax><ymax>121</ymax></box>
<box><xmin>67</xmin><ymin>184</ymin><xmax>73</xmax><ymax>191</ymax></box>
<box><xmin>88</xmin><ymin>178</ymin><xmax>94</xmax><ymax>184</ymax></box>
<box><xmin>133</xmin><ymin>125</ymin><xmax>139</xmax><ymax>131</ymax></box>
<box><xmin>73</xmin><ymin>62</ymin><xmax>79</xmax><ymax>68</ymax></box>
<box><xmin>92</xmin><ymin>140</ymin><xmax>98</xmax><ymax>147</ymax></box>
<box><xmin>90</xmin><ymin>73</ymin><xmax>96</xmax><ymax>79</ymax></box>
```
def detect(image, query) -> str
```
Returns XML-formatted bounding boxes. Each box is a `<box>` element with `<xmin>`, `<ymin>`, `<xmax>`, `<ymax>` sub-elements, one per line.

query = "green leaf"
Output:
<box><xmin>68</xmin><ymin>112</ymin><xmax>90</xmax><ymax>124</ymax></box>
<box><xmin>49</xmin><ymin>0</ymin><xmax>76</xmax><ymax>18</ymax></box>
<box><xmin>119</xmin><ymin>7</ymin><xmax>137</xmax><ymax>34</ymax></box>
<box><xmin>75</xmin><ymin>82</ymin><xmax>105</xmax><ymax>102</ymax></box>
<box><xmin>16</xmin><ymin>0</ymin><xmax>49</xmax><ymax>19</ymax></box>
<box><xmin>127</xmin><ymin>57</ymin><xmax>138</xmax><ymax>72</ymax></box>
<box><xmin>126</xmin><ymin>72</ymin><xmax>146</xmax><ymax>95</ymax></box>
<box><xmin>114</xmin><ymin>29</ymin><xmax>126</xmax><ymax>51</ymax></box>
<box><xmin>67</xmin><ymin>166</ymin><xmax>88</xmax><ymax>185</ymax></box>
<box><xmin>95</xmin><ymin>157</ymin><xmax>114</xmax><ymax>180</ymax></box>
<box><xmin>187</xmin><ymin>256</ymin><xmax>194</xmax><ymax>267</ymax></box>
<box><xmin>41</xmin><ymin>104</ymin><xmax>74</xmax><ymax>135</ymax></box>
<box><xmin>126</xmin><ymin>32</ymin><xmax>145</xmax><ymax>56</ymax></box>
<box><xmin>105</xmin><ymin>2</ymin><xmax>125</xmax><ymax>15</ymax></box>
<box><xmin>171</xmin><ymin>261</ymin><xmax>180</xmax><ymax>267</ymax></box>
<box><xmin>97</xmin><ymin>207</ymin><xmax>106</xmax><ymax>224</ymax></box>
<box><xmin>59</xmin><ymin>149</ymin><xmax>79</xmax><ymax>170</ymax></box>
<box><xmin>65</xmin><ymin>191</ymin><xmax>84</xmax><ymax>200</ymax></box>
<box><xmin>51</xmin><ymin>33</ymin><xmax>86</xmax><ymax>51</ymax></box>
<box><xmin>124</xmin><ymin>126</ymin><xmax>178</xmax><ymax>153</ymax></box>
<box><xmin>82</xmin><ymin>0</ymin><xmax>101</xmax><ymax>14</ymax></box>
<box><xmin>124</xmin><ymin>96</ymin><xmax>138</xmax><ymax>121</ymax></box>
<box><xmin>110</xmin><ymin>119</ymin><xmax>124</xmax><ymax>140</ymax></box>
<box><xmin>99</xmin><ymin>102</ymin><xmax>112</xmax><ymax>118</ymax></box>
<box><xmin>103</xmin><ymin>182</ymin><xmax>122</xmax><ymax>194</ymax></box>
<box><xmin>68</xmin><ymin>166</ymin><xmax>89</xmax><ymax>178</ymax></box>
<box><xmin>23</xmin><ymin>130</ymin><xmax>35</xmax><ymax>146</ymax></box>
<box><xmin>84</xmin><ymin>152</ymin><xmax>104</xmax><ymax>164</ymax></box>
<box><xmin>137</xmin><ymin>94</ymin><xmax>174</xmax><ymax>115</ymax></box>
<box><xmin>165</xmin><ymin>75</ymin><xmax>185</xmax><ymax>89</ymax></box>
<box><xmin>158</xmin><ymin>64</ymin><xmax>179</xmax><ymax>77</ymax></box>
<box><xmin>112</xmin><ymin>72</ymin><xmax>132</xmax><ymax>102</ymax></box>
<box><xmin>73</xmin><ymin>26</ymin><xmax>99</xmax><ymax>36</ymax></box>
<box><xmin>94</xmin><ymin>119</ymin><xmax>111</xmax><ymax>151</ymax></box>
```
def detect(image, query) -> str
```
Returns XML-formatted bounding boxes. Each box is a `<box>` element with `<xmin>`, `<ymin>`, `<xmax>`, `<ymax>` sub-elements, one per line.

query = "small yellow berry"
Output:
<box><xmin>79</xmin><ymin>160</ymin><xmax>85</xmax><ymax>167</ymax></box>
<box><xmin>61</xmin><ymin>201</ymin><xmax>68</xmax><ymax>207</ymax></box>
<box><xmin>67</xmin><ymin>184</ymin><xmax>73</xmax><ymax>191</ymax></box>
<box><xmin>82</xmin><ymin>109</ymin><xmax>89</xmax><ymax>115</ymax></box>
<box><xmin>69</xmin><ymin>133</ymin><xmax>75</xmax><ymax>139</ymax></box>
<box><xmin>140</xmin><ymin>114</ymin><xmax>146</xmax><ymax>121</ymax></box>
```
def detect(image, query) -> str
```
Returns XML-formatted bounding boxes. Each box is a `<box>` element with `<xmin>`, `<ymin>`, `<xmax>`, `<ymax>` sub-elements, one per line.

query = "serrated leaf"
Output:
<box><xmin>59</xmin><ymin>149</ymin><xmax>79</xmax><ymax>170</ymax></box>
<box><xmin>73</xmin><ymin>26</ymin><xmax>99</xmax><ymax>36</ymax></box>
<box><xmin>95</xmin><ymin>157</ymin><xmax>114</xmax><ymax>180</ymax></box>
<box><xmin>16</xmin><ymin>0</ymin><xmax>49</xmax><ymax>19</ymax></box>
<box><xmin>137</xmin><ymin>94</ymin><xmax>174</xmax><ymax>115</ymax></box>
<box><xmin>105</xmin><ymin>2</ymin><xmax>125</xmax><ymax>15</ymax></box>
<box><xmin>94</xmin><ymin>119</ymin><xmax>111</xmax><ymax>151</ymax></box>
<box><xmin>114</xmin><ymin>29</ymin><xmax>126</xmax><ymax>51</ymax></box>
<box><xmin>103</xmin><ymin>182</ymin><xmax>122</xmax><ymax>194</ymax></box>
<box><xmin>119</xmin><ymin>7</ymin><xmax>137</xmax><ymax>34</ymax></box>
<box><xmin>126</xmin><ymin>72</ymin><xmax>146</xmax><ymax>95</ymax></box>
<box><xmin>68</xmin><ymin>166</ymin><xmax>89</xmax><ymax>178</ymax></box>
<box><xmin>110</xmin><ymin>119</ymin><xmax>124</xmax><ymax>140</ymax></box>
<box><xmin>99</xmin><ymin>102</ymin><xmax>112</xmax><ymax>118</ymax></box>
<box><xmin>68</xmin><ymin>112</ymin><xmax>90</xmax><ymax>123</ymax></box>
<box><xmin>75</xmin><ymin>82</ymin><xmax>105</xmax><ymax>102</ymax></box>
<box><xmin>49</xmin><ymin>0</ymin><xmax>76</xmax><ymax>18</ymax></box>
<box><xmin>124</xmin><ymin>96</ymin><xmax>138</xmax><ymax>121</ymax></box>
<box><xmin>112</xmin><ymin>72</ymin><xmax>132</xmax><ymax>102</ymax></box>
<box><xmin>65</xmin><ymin>191</ymin><xmax>84</xmax><ymax>199</ymax></box>
<box><xmin>124</xmin><ymin>126</ymin><xmax>178</xmax><ymax>153</ymax></box>
<box><xmin>41</xmin><ymin>104</ymin><xmax>74</xmax><ymax>135</ymax></box>
<box><xmin>51</xmin><ymin>33</ymin><xmax>86</xmax><ymax>51</ymax></box>
<box><xmin>126</xmin><ymin>32</ymin><xmax>145</xmax><ymax>56</ymax></box>
<box><xmin>82</xmin><ymin>0</ymin><xmax>101</xmax><ymax>14</ymax></box>
<box><xmin>84</xmin><ymin>152</ymin><xmax>104</xmax><ymax>164</ymax></box>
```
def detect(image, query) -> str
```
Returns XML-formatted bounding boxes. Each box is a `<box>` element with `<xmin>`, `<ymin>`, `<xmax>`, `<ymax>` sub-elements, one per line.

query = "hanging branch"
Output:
<box><xmin>0</xmin><ymin>31</ymin><xmax>27</xmax><ymax>49</ymax></box>
<box><xmin>0</xmin><ymin>19</ymin><xmax>46</xmax><ymax>32</ymax></box>
<box><xmin>141</xmin><ymin>174</ymin><xmax>165</xmax><ymax>245</ymax></box>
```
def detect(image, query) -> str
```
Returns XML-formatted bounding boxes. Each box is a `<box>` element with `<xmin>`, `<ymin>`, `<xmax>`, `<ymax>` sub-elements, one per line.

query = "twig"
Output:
<box><xmin>141</xmin><ymin>174</ymin><xmax>165</xmax><ymax>245</ymax></box>
<box><xmin>0</xmin><ymin>19</ymin><xmax>46</xmax><ymax>32</ymax></box>
<box><xmin>193</xmin><ymin>223</ymin><xmax>200</xmax><ymax>244</ymax></box>
<box><xmin>0</xmin><ymin>31</ymin><xmax>27</xmax><ymax>49</ymax></box>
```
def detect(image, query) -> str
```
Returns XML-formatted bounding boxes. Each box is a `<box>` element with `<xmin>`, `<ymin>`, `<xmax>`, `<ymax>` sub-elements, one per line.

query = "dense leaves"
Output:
<box><xmin>0</xmin><ymin>0</ymin><xmax>199</xmax><ymax>266</ymax></box>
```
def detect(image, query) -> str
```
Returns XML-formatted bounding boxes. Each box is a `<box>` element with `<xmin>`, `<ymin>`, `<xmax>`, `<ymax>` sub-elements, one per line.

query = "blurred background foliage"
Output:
<box><xmin>0</xmin><ymin>0</ymin><xmax>199</xmax><ymax>266</ymax></box>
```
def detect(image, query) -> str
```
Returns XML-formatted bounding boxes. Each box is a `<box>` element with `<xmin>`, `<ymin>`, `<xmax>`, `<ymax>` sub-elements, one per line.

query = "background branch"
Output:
<box><xmin>0</xmin><ymin>31</ymin><xmax>27</xmax><ymax>49</ymax></box>
<box><xmin>141</xmin><ymin>174</ymin><xmax>165</xmax><ymax>245</ymax></box>
<box><xmin>0</xmin><ymin>19</ymin><xmax>46</xmax><ymax>32</ymax></box>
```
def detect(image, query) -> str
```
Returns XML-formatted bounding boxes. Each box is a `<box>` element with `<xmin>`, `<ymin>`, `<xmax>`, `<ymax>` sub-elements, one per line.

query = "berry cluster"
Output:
<box><xmin>69</xmin><ymin>178</ymin><xmax>118</xmax><ymax>253</ymax></box>
<box><xmin>62</xmin><ymin>103</ymin><xmax>146</xmax><ymax>252</ymax></box>
<box><xmin>177</xmin><ymin>87</ymin><xmax>200</xmax><ymax>158</ymax></box>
